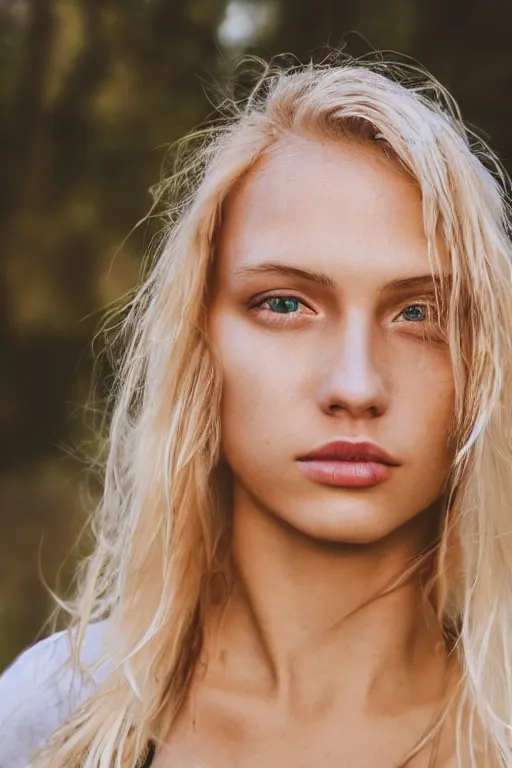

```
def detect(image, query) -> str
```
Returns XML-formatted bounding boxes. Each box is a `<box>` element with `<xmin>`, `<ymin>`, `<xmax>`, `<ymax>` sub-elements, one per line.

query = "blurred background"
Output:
<box><xmin>1</xmin><ymin>0</ymin><xmax>512</xmax><ymax>670</ymax></box>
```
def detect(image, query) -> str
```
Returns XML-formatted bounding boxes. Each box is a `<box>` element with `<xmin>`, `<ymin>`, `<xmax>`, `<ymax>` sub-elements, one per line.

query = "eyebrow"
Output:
<box><xmin>385</xmin><ymin>274</ymin><xmax>452</xmax><ymax>293</ymax></box>
<box><xmin>233</xmin><ymin>262</ymin><xmax>337</xmax><ymax>288</ymax></box>
<box><xmin>233</xmin><ymin>261</ymin><xmax>450</xmax><ymax>293</ymax></box>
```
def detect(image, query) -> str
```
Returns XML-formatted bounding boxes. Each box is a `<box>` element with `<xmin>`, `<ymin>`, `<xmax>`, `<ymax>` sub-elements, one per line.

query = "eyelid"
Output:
<box><xmin>248</xmin><ymin>290</ymin><xmax>315</xmax><ymax>311</ymax></box>
<box><xmin>394</xmin><ymin>297</ymin><xmax>439</xmax><ymax>315</ymax></box>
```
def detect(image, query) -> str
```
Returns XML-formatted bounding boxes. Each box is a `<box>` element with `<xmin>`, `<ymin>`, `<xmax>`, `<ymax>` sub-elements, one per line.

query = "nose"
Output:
<box><xmin>317</xmin><ymin>311</ymin><xmax>389</xmax><ymax>420</ymax></box>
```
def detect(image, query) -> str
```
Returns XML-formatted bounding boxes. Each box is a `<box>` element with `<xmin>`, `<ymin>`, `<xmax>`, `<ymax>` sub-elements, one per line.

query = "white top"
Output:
<box><xmin>0</xmin><ymin>621</ymin><xmax>109</xmax><ymax>768</ymax></box>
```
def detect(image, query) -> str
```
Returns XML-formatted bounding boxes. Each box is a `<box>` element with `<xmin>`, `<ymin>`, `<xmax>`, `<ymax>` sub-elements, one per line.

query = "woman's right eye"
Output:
<box><xmin>249</xmin><ymin>293</ymin><xmax>315</xmax><ymax>324</ymax></box>
<box><xmin>264</xmin><ymin>297</ymin><xmax>303</xmax><ymax>314</ymax></box>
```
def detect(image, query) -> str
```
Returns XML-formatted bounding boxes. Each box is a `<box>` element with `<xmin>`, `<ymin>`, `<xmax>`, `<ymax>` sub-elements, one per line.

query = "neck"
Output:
<box><xmin>204</xmin><ymin>489</ymin><xmax>449</xmax><ymax>716</ymax></box>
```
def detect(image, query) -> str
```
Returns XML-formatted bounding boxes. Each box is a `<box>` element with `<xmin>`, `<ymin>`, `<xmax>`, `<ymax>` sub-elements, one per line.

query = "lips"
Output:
<box><xmin>296</xmin><ymin>440</ymin><xmax>400</xmax><ymax>488</ymax></box>
<box><xmin>298</xmin><ymin>440</ymin><xmax>400</xmax><ymax>466</ymax></box>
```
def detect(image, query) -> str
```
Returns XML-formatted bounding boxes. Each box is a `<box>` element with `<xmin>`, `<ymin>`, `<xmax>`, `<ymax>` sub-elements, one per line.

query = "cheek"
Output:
<box><xmin>210</xmin><ymin>314</ymin><xmax>306</xmax><ymax>457</ymax></box>
<box><xmin>217</xmin><ymin>327</ymin><xmax>287</xmax><ymax>419</ymax></box>
<box><xmin>399</xmin><ymin>349</ymin><xmax>456</xmax><ymax>460</ymax></box>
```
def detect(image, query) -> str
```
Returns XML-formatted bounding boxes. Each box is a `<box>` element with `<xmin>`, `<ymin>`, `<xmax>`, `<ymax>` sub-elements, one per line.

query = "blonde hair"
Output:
<box><xmin>35</xmin><ymin>55</ymin><xmax>512</xmax><ymax>767</ymax></box>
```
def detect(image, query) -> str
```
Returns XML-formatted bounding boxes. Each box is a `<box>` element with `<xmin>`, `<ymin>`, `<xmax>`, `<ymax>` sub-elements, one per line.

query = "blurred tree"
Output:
<box><xmin>414</xmin><ymin>0</ymin><xmax>512</xmax><ymax>165</ymax></box>
<box><xmin>0</xmin><ymin>0</ymin><xmax>227</xmax><ymax>667</ymax></box>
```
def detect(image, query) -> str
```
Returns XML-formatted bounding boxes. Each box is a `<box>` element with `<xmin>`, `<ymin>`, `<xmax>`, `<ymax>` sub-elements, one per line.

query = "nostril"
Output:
<box><xmin>326</xmin><ymin>400</ymin><xmax>384</xmax><ymax>418</ymax></box>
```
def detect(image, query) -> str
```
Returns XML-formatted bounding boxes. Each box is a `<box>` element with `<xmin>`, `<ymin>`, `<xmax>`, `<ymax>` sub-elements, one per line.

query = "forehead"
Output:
<box><xmin>216</xmin><ymin>136</ymin><xmax>438</xmax><ymax>290</ymax></box>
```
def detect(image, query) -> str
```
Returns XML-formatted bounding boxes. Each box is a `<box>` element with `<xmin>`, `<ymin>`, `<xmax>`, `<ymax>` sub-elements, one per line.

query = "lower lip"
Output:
<box><xmin>297</xmin><ymin>460</ymin><xmax>392</xmax><ymax>488</ymax></box>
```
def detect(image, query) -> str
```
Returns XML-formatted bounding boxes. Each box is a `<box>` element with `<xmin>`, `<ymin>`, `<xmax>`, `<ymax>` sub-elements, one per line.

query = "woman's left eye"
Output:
<box><xmin>395</xmin><ymin>302</ymin><xmax>447</xmax><ymax>341</ymax></box>
<box><xmin>399</xmin><ymin>304</ymin><xmax>428</xmax><ymax>322</ymax></box>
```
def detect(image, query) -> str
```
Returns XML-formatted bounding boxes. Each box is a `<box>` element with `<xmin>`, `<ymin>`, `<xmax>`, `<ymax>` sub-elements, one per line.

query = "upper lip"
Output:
<box><xmin>298</xmin><ymin>440</ymin><xmax>401</xmax><ymax>466</ymax></box>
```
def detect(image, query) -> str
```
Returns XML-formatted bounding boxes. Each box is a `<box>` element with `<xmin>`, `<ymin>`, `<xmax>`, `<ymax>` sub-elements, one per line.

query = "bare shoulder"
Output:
<box><xmin>0</xmin><ymin>621</ymin><xmax>109</xmax><ymax>768</ymax></box>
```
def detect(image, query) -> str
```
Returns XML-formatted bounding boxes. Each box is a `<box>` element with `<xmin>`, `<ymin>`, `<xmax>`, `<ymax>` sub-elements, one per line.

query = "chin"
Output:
<box><xmin>281</xmin><ymin>500</ymin><xmax>413</xmax><ymax>546</ymax></box>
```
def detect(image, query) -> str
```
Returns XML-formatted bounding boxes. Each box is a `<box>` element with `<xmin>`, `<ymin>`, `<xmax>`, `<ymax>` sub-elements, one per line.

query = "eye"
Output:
<box><xmin>265</xmin><ymin>297</ymin><xmax>303</xmax><ymax>314</ymax></box>
<box><xmin>394</xmin><ymin>301</ymin><xmax>447</xmax><ymax>342</ymax></box>
<box><xmin>249</xmin><ymin>293</ymin><xmax>314</xmax><ymax>325</ymax></box>
<box><xmin>399</xmin><ymin>304</ymin><xmax>428</xmax><ymax>322</ymax></box>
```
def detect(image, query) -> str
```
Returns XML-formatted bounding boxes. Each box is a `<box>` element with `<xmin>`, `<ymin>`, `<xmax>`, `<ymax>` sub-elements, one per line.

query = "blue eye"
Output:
<box><xmin>401</xmin><ymin>304</ymin><xmax>427</xmax><ymax>321</ymax></box>
<box><xmin>266</xmin><ymin>297</ymin><xmax>301</xmax><ymax>314</ymax></box>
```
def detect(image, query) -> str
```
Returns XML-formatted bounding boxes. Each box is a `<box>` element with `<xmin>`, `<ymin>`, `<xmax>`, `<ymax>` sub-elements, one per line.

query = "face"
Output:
<box><xmin>209</xmin><ymin>136</ymin><xmax>455</xmax><ymax>545</ymax></box>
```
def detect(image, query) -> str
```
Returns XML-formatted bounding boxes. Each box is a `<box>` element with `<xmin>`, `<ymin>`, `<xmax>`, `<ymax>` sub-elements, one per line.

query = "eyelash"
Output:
<box><xmin>250</xmin><ymin>293</ymin><xmax>443</xmax><ymax>330</ymax></box>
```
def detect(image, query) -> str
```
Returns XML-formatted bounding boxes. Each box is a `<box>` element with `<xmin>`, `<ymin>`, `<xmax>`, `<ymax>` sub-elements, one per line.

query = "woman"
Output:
<box><xmin>1</xmin><ymin>56</ymin><xmax>512</xmax><ymax>768</ymax></box>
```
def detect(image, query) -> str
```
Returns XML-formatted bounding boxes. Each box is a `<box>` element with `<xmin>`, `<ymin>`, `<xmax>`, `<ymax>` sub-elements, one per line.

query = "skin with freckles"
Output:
<box><xmin>153</xmin><ymin>138</ymin><xmax>458</xmax><ymax>767</ymax></box>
